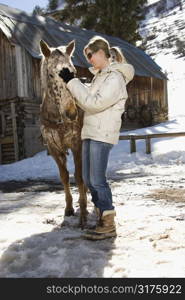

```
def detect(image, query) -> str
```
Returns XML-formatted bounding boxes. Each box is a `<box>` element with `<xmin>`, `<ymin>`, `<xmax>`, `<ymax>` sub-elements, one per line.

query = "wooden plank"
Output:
<box><xmin>15</xmin><ymin>45</ymin><xmax>24</xmax><ymax>97</ymax></box>
<box><xmin>11</xmin><ymin>102</ymin><xmax>19</xmax><ymax>161</ymax></box>
<box><xmin>163</xmin><ymin>79</ymin><xmax>168</xmax><ymax>110</ymax></box>
<box><xmin>0</xmin><ymin>32</ymin><xmax>17</xmax><ymax>100</ymax></box>
<box><xmin>119</xmin><ymin>132</ymin><xmax>185</xmax><ymax>140</ymax></box>
<box><xmin>0</xmin><ymin>136</ymin><xmax>14</xmax><ymax>144</ymax></box>
<box><xmin>150</xmin><ymin>77</ymin><xmax>153</xmax><ymax>102</ymax></box>
<box><xmin>0</xmin><ymin>111</ymin><xmax>6</xmax><ymax>136</ymax></box>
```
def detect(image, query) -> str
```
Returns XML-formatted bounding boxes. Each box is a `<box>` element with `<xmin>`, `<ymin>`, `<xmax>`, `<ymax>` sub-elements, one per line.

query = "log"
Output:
<box><xmin>0</xmin><ymin>136</ymin><xmax>14</xmax><ymax>144</ymax></box>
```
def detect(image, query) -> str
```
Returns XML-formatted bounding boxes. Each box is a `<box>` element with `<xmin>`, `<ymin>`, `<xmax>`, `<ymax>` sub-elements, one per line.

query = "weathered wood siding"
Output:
<box><xmin>0</xmin><ymin>99</ymin><xmax>44</xmax><ymax>164</ymax></box>
<box><xmin>23</xmin><ymin>100</ymin><xmax>44</xmax><ymax>158</ymax></box>
<box><xmin>0</xmin><ymin>100</ymin><xmax>15</xmax><ymax>164</ymax></box>
<box><xmin>0</xmin><ymin>30</ymin><xmax>43</xmax><ymax>164</ymax></box>
<box><xmin>0</xmin><ymin>30</ymin><xmax>41</xmax><ymax>101</ymax></box>
<box><xmin>126</xmin><ymin>75</ymin><xmax>167</xmax><ymax>108</ymax></box>
<box><xmin>0</xmin><ymin>31</ymin><xmax>17</xmax><ymax>100</ymax></box>
<box><xmin>15</xmin><ymin>45</ymin><xmax>41</xmax><ymax>100</ymax></box>
<box><xmin>125</xmin><ymin>75</ymin><xmax>168</xmax><ymax>125</ymax></box>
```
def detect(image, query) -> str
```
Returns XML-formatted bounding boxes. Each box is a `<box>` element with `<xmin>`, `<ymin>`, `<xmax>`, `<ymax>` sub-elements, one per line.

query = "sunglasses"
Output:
<box><xmin>86</xmin><ymin>51</ymin><xmax>95</xmax><ymax>60</ymax></box>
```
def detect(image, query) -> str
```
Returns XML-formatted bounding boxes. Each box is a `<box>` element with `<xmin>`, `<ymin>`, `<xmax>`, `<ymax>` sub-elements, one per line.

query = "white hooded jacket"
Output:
<box><xmin>67</xmin><ymin>62</ymin><xmax>135</xmax><ymax>144</ymax></box>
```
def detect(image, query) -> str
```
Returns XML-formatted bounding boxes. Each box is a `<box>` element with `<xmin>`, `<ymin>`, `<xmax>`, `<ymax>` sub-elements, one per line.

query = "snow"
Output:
<box><xmin>1</xmin><ymin>114</ymin><xmax>185</xmax><ymax>278</ymax></box>
<box><xmin>146</xmin><ymin>0</ymin><xmax>160</xmax><ymax>5</ymax></box>
<box><xmin>1</xmin><ymin>2</ymin><xmax>185</xmax><ymax>279</ymax></box>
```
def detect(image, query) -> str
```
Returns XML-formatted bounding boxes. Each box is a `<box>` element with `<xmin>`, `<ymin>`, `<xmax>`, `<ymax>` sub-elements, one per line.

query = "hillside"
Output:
<box><xmin>139</xmin><ymin>0</ymin><xmax>185</xmax><ymax>117</ymax></box>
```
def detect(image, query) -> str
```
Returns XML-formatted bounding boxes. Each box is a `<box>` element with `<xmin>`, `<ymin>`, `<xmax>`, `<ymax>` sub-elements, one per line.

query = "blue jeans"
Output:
<box><xmin>82</xmin><ymin>139</ymin><xmax>114</xmax><ymax>214</ymax></box>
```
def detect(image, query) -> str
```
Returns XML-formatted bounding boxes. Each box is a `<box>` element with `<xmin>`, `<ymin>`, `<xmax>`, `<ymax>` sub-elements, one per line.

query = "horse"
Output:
<box><xmin>39</xmin><ymin>39</ymin><xmax>87</xmax><ymax>228</ymax></box>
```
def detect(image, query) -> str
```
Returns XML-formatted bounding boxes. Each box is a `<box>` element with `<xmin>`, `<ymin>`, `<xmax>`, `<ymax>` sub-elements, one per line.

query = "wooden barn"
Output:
<box><xmin>0</xmin><ymin>4</ymin><xmax>168</xmax><ymax>164</ymax></box>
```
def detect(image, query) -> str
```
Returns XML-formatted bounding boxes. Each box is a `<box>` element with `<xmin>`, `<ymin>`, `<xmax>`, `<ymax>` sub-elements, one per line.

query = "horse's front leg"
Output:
<box><xmin>50</xmin><ymin>149</ymin><xmax>74</xmax><ymax>217</ymax></box>
<box><xmin>72</xmin><ymin>148</ymin><xmax>88</xmax><ymax>228</ymax></box>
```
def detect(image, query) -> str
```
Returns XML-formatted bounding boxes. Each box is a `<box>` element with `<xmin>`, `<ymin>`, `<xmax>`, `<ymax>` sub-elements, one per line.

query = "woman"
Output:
<box><xmin>59</xmin><ymin>36</ymin><xmax>134</xmax><ymax>240</ymax></box>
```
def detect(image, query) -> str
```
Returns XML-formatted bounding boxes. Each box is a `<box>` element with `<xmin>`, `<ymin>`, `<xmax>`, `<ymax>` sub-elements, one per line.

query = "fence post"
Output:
<box><xmin>130</xmin><ymin>136</ymin><xmax>136</xmax><ymax>153</ymax></box>
<box><xmin>145</xmin><ymin>136</ymin><xmax>151</xmax><ymax>154</ymax></box>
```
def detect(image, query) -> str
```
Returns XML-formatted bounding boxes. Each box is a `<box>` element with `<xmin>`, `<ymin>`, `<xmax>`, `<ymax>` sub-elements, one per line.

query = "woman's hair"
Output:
<box><xmin>110</xmin><ymin>46</ymin><xmax>127</xmax><ymax>63</ymax></box>
<box><xmin>83</xmin><ymin>35</ymin><xmax>111</xmax><ymax>59</ymax></box>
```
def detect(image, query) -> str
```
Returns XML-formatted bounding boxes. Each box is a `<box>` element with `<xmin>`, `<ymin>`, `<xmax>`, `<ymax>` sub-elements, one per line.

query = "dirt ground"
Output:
<box><xmin>148</xmin><ymin>188</ymin><xmax>185</xmax><ymax>203</ymax></box>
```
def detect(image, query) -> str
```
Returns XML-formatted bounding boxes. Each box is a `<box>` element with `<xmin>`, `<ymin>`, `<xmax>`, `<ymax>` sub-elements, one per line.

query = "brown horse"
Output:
<box><xmin>39</xmin><ymin>39</ymin><xmax>87</xmax><ymax>227</ymax></box>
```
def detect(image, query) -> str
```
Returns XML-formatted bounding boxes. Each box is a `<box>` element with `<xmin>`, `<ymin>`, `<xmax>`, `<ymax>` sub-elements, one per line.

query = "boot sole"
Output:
<box><xmin>84</xmin><ymin>231</ymin><xmax>117</xmax><ymax>240</ymax></box>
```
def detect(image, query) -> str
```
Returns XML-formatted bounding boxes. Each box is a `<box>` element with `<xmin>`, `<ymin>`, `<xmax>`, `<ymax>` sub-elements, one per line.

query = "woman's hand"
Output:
<box><xmin>59</xmin><ymin>68</ymin><xmax>74</xmax><ymax>83</ymax></box>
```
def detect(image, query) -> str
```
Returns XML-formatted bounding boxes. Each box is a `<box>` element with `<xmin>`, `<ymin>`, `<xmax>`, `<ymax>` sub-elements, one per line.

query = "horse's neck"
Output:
<box><xmin>41</xmin><ymin>85</ymin><xmax>60</xmax><ymax>120</ymax></box>
<box><xmin>41</xmin><ymin>72</ymin><xmax>76</xmax><ymax>122</ymax></box>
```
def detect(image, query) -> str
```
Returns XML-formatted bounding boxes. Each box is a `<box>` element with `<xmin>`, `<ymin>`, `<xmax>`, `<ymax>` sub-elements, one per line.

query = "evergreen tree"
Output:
<box><xmin>47</xmin><ymin>0</ymin><xmax>59</xmax><ymax>11</ymax></box>
<box><xmin>54</xmin><ymin>0</ymin><xmax>148</xmax><ymax>44</ymax></box>
<box><xmin>32</xmin><ymin>0</ymin><xmax>59</xmax><ymax>15</ymax></box>
<box><xmin>32</xmin><ymin>5</ymin><xmax>45</xmax><ymax>15</ymax></box>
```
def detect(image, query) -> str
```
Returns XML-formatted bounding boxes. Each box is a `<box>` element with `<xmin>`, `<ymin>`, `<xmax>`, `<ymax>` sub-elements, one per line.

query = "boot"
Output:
<box><xmin>84</xmin><ymin>210</ymin><xmax>116</xmax><ymax>240</ymax></box>
<box><xmin>86</xmin><ymin>207</ymin><xmax>102</xmax><ymax>231</ymax></box>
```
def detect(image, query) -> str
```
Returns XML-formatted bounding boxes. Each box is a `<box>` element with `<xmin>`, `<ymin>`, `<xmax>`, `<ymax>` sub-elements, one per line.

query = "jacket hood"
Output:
<box><xmin>89</xmin><ymin>62</ymin><xmax>135</xmax><ymax>84</ymax></box>
<box><xmin>110</xmin><ymin>62</ymin><xmax>135</xmax><ymax>84</ymax></box>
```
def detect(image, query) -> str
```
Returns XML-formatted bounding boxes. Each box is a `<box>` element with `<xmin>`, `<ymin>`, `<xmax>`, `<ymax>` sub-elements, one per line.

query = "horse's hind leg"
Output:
<box><xmin>72</xmin><ymin>148</ymin><xmax>88</xmax><ymax>228</ymax></box>
<box><xmin>51</xmin><ymin>151</ymin><xmax>74</xmax><ymax>216</ymax></box>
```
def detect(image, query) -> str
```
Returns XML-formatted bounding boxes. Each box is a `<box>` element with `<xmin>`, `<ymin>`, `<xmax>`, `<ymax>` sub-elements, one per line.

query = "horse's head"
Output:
<box><xmin>40</xmin><ymin>39</ymin><xmax>76</xmax><ymax>77</ymax></box>
<box><xmin>40</xmin><ymin>39</ymin><xmax>78</xmax><ymax>121</ymax></box>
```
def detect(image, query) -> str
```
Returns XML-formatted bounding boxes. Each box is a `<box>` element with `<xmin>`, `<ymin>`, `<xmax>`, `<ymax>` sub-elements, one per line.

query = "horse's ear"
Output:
<box><xmin>40</xmin><ymin>40</ymin><xmax>51</xmax><ymax>57</ymax></box>
<box><xmin>66</xmin><ymin>40</ymin><xmax>75</xmax><ymax>57</ymax></box>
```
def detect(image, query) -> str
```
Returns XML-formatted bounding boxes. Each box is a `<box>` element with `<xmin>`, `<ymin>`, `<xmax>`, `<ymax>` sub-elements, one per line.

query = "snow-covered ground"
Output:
<box><xmin>1</xmin><ymin>0</ymin><xmax>185</xmax><ymax>279</ymax></box>
<box><xmin>0</xmin><ymin>114</ymin><xmax>185</xmax><ymax>278</ymax></box>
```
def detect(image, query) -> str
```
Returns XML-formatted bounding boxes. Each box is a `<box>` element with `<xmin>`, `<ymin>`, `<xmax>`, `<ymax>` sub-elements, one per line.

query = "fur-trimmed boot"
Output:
<box><xmin>84</xmin><ymin>210</ymin><xmax>116</xmax><ymax>240</ymax></box>
<box><xmin>86</xmin><ymin>207</ymin><xmax>102</xmax><ymax>231</ymax></box>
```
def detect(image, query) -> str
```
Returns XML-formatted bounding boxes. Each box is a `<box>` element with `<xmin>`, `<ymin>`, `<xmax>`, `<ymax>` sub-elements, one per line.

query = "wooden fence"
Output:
<box><xmin>119</xmin><ymin>132</ymin><xmax>185</xmax><ymax>154</ymax></box>
<box><xmin>1</xmin><ymin>131</ymin><xmax>185</xmax><ymax>164</ymax></box>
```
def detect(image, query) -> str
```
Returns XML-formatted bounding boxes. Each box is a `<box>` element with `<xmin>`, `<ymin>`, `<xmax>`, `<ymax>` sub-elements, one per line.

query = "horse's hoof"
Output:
<box><xmin>65</xmin><ymin>209</ymin><xmax>75</xmax><ymax>216</ymax></box>
<box><xmin>78</xmin><ymin>216</ymin><xmax>87</xmax><ymax>229</ymax></box>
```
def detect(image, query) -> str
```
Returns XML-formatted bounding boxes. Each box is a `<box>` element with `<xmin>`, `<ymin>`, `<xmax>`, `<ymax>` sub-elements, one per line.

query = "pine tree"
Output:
<box><xmin>32</xmin><ymin>5</ymin><xmax>45</xmax><ymax>15</ymax></box>
<box><xmin>54</xmin><ymin>0</ymin><xmax>148</xmax><ymax>44</ymax></box>
<box><xmin>47</xmin><ymin>0</ymin><xmax>59</xmax><ymax>11</ymax></box>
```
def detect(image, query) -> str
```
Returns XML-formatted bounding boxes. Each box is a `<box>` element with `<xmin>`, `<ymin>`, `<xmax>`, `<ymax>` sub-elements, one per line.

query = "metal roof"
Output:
<box><xmin>0</xmin><ymin>3</ymin><xmax>167</xmax><ymax>79</ymax></box>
